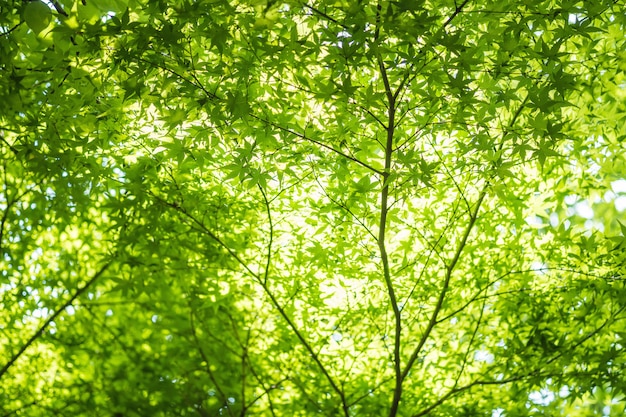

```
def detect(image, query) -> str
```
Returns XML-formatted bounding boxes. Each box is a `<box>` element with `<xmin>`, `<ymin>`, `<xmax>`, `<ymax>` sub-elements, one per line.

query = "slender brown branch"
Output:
<box><xmin>151</xmin><ymin>192</ymin><xmax>261</xmax><ymax>280</ymax></box>
<box><xmin>436</xmin><ymin>269</ymin><xmax>522</xmax><ymax>323</ymax></box>
<box><xmin>451</xmin><ymin>297</ymin><xmax>486</xmax><ymax>390</ymax></box>
<box><xmin>49</xmin><ymin>0</ymin><xmax>68</xmax><ymax>16</ymax></box>
<box><xmin>137</xmin><ymin>56</ymin><xmax>218</xmax><ymax>101</ymax></box>
<box><xmin>0</xmin><ymin>135</ymin><xmax>19</xmax><ymax>154</ymax></box>
<box><xmin>153</xmin><ymin>193</ymin><xmax>349</xmax><ymax>415</ymax></box>
<box><xmin>401</xmin><ymin>84</ymin><xmax>530</xmax><ymax>380</ymax></box>
<box><xmin>260</xmin><ymin>287</ymin><xmax>350</xmax><ymax>416</ymax></box>
<box><xmin>401</xmin><ymin>187</ymin><xmax>487</xmax><ymax>382</ymax></box>
<box><xmin>427</xmin><ymin>136</ymin><xmax>472</xmax><ymax>213</ymax></box>
<box><xmin>311</xmin><ymin>170</ymin><xmax>377</xmax><ymax>241</ymax></box>
<box><xmin>391</xmin><ymin>0</ymin><xmax>471</xmax><ymax>104</ymax></box>
<box><xmin>0</xmin><ymin>261</ymin><xmax>112</xmax><ymax>380</ymax></box>
<box><xmin>245</xmin><ymin>374</ymin><xmax>289</xmax><ymax>412</ymax></box>
<box><xmin>141</xmin><ymin>51</ymin><xmax>381</xmax><ymax>176</ymax></box>
<box><xmin>0</xmin><ymin>22</ymin><xmax>23</xmax><ymax>37</ymax></box>
<box><xmin>258</xmin><ymin>185</ymin><xmax>274</xmax><ymax>285</ymax></box>
<box><xmin>249</xmin><ymin>114</ymin><xmax>383</xmax><ymax>175</ymax></box>
<box><xmin>410</xmin><ymin>303</ymin><xmax>625</xmax><ymax>417</ymax></box>
<box><xmin>443</xmin><ymin>0</ymin><xmax>471</xmax><ymax>27</ymax></box>
<box><xmin>402</xmin><ymin>200</ymin><xmax>463</xmax><ymax>309</ymax></box>
<box><xmin>410</xmin><ymin>372</ymin><xmax>544</xmax><ymax>417</ymax></box>
<box><xmin>189</xmin><ymin>310</ymin><xmax>235</xmax><ymax>417</ymax></box>
<box><xmin>373</xmin><ymin>4</ymin><xmax>404</xmax><ymax>416</ymax></box>
<box><xmin>301</xmin><ymin>2</ymin><xmax>350</xmax><ymax>30</ymax></box>
<box><xmin>350</xmin><ymin>99</ymin><xmax>388</xmax><ymax>130</ymax></box>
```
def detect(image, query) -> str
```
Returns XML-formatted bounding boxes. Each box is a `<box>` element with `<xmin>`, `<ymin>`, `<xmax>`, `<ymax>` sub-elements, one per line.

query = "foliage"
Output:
<box><xmin>1</xmin><ymin>0</ymin><xmax>626</xmax><ymax>416</ymax></box>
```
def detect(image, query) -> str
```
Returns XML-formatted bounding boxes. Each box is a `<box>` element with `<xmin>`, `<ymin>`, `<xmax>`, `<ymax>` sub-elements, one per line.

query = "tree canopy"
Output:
<box><xmin>1</xmin><ymin>0</ymin><xmax>626</xmax><ymax>416</ymax></box>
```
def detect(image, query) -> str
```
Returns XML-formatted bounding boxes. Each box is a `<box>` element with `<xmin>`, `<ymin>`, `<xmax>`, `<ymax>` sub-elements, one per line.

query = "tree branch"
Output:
<box><xmin>0</xmin><ymin>261</ymin><xmax>112</xmax><ymax>380</ymax></box>
<box><xmin>249</xmin><ymin>114</ymin><xmax>383</xmax><ymax>175</ymax></box>
<box><xmin>189</xmin><ymin>310</ymin><xmax>235</xmax><ymax>417</ymax></box>
<box><xmin>301</xmin><ymin>2</ymin><xmax>350</xmax><ymax>30</ymax></box>
<box><xmin>373</xmin><ymin>4</ymin><xmax>404</xmax><ymax>417</ymax></box>
<box><xmin>153</xmin><ymin>193</ymin><xmax>349</xmax><ymax>415</ymax></box>
<box><xmin>401</xmin><ymin>187</ymin><xmax>487</xmax><ymax>382</ymax></box>
<box><xmin>0</xmin><ymin>22</ymin><xmax>23</xmax><ymax>37</ymax></box>
<box><xmin>391</xmin><ymin>0</ymin><xmax>471</xmax><ymax>103</ymax></box>
<box><xmin>410</xmin><ymin>372</ymin><xmax>545</xmax><ymax>417</ymax></box>
<box><xmin>258</xmin><ymin>185</ymin><xmax>274</xmax><ymax>286</ymax></box>
<box><xmin>141</xmin><ymin>50</ymin><xmax>382</xmax><ymax>176</ymax></box>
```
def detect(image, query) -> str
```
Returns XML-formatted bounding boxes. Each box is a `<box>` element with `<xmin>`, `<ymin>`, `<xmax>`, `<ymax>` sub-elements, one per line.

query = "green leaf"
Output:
<box><xmin>23</xmin><ymin>1</ymin><xmax>52</xmax><ymax>34</ymax></box>
<box><xmin>1</xmin><ymin>1</ymin><xmax>625</xmax><ymax>416</ymax></box>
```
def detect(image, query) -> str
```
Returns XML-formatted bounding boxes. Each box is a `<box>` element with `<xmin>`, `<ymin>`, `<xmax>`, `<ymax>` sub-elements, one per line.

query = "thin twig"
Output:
<box><xmin>258</xmin><ymin>185</ymin><xmax>274</xmax><ymax>285</ymax></box>
<box><xmin>401</xmin><ymin>187</ymin><xmax>487</xmax><ymax>382</ymax></box>
<box><xmin>301</xmin><ymin>2</ymin><xmax>350</xmax><ymax>30</ymax></box>
<box><xmin>249</xmin><ymin>113</ymin><xmax>383</xmax><ymax>175</ymax></box>
<box><xmin>0</xmin><ymin>261</ymin><xmax>112</xmax><ymax>380</ymax></box>
<box><xmin>189</xmin><ymin>310</ymin><xmax>235</xmax><ymax>417</ymax></box>
<box><xmin>0</xmin><ymin>22</ymin><xmax>23</xmax><ymax>37</ymax></box>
